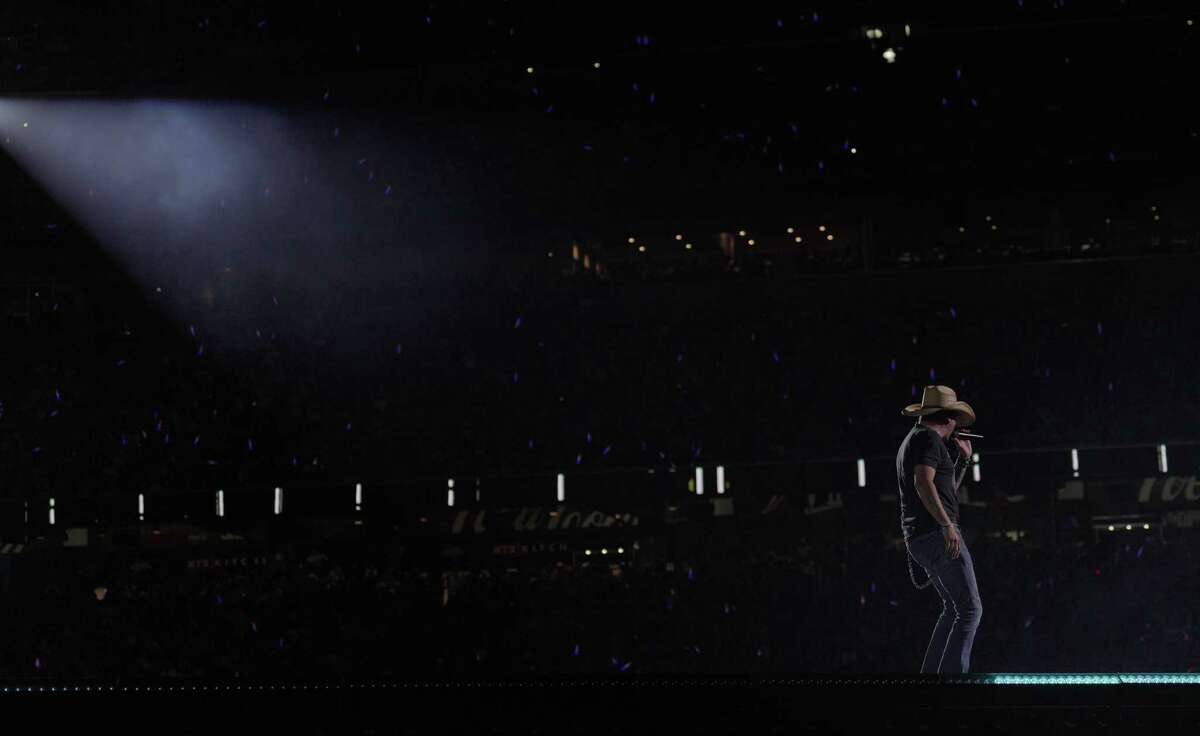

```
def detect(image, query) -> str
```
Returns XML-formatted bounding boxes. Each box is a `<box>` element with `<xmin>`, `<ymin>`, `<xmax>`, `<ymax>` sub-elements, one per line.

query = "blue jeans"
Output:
<box><xmin>904</xmin><ymin>527</ymin><xmax>983</xmax><ymax>673</ymax></box>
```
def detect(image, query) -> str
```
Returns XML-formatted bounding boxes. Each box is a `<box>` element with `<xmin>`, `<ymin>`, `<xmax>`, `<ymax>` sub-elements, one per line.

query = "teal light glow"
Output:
<box><xmin>985</xmin><ymin>673</ymin><xmax>1200</xmax><ymax>686</ymax></box>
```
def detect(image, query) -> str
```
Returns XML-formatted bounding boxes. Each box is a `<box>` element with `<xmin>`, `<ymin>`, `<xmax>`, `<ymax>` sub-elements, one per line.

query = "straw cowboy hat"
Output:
<box><xmin>901</xmin><ymin>385</ymin><xmax>976</xmax><ymax>427</ymax></box>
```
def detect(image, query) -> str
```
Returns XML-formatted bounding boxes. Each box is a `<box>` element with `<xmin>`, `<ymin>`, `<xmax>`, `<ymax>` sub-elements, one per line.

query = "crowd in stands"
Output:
<box><xmin>1</xmin><ymin>522</ymin><xmax>1197</xmax><ymax>679</ymax></box>
<box><xmin>4</xmin><ymin>239</ymin><xmax>1200</xmax><ymax>505</ymax></box>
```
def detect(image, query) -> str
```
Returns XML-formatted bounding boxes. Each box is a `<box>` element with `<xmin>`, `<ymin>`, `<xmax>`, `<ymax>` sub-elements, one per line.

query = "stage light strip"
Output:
<box><xmin>985</xmin><ymin>673</ymin><xmax>1200</xmax><ymax>685</ymax></box>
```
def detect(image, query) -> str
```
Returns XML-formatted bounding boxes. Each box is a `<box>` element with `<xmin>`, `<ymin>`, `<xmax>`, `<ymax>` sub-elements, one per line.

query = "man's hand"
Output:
<box><xmin>953</xmin><ymin>436</ymin><xmax>973</xmax><ymax>462</ymax></box>
<box><xmin>942</xmin><ymin>525</ymin><xmax>962</xmax><ymax>559</ymax></box>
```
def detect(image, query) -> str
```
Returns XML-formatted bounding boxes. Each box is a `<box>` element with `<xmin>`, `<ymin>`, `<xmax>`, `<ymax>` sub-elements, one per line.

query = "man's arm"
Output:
<box><xmin>953</xmin><ymin>455</ymin><xmax>969</xmax><ymax>492</ymax></box>
<box><xmin>914</xmin><ymin>464</ymin><xmax>954</xmax><ymax>527</ymax></box>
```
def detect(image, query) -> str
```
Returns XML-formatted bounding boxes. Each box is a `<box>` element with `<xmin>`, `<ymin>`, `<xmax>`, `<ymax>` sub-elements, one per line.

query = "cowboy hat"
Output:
<box><xmin>901</xmin><ymin>385</ymin><xmax>976</xmax><ymax>427</ymax></box>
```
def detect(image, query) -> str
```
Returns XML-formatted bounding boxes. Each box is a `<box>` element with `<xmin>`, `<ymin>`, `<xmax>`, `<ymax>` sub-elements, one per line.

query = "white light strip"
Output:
<box><xmin>972</xmin><ymin>453</ymin><xmax>981</xmax><ymax>482</ymax></box>
<box><xmin>696</xmin><ymin>467</ymin><xmax>705</xmax><ymax>496</ymax></box>
<box><xmin>1158</xmin><ymin>444</ymin><xmax>1169</xmax><ymax>473</ymax></box>
<box><xmin>49</xmin><ymin>497</ymin><xmax>56</xmax><ymax>526</ymax></box>
<box><xmin>138</xmin><ymin>493</ymin><xmax>145</xmax><ymax>521</ymax></box>
<box><xmin>274</xmin><ymin>487</ymin><xmax>283</xmax><ymax>516</ymax></box>
<box><xmin>1071</xmin><ymin>449</ymin><xmax>1079</xmax><ymax>478</ymax></box>
<box><xmin>355</xmin><ymin>483</ymin><xmax>363</xmax><ymax>511</ymax></box>
<box><xmin>448</xmin><ymin>478</ymin><xmax>455</xmax><ymax>507</ymax></box>
<box><xmin>716</xmin><ymin>466</ymin><xmax>725</xmax><ymax>495</ymax></box>
<box><xmin>857</xmin><ymin>459</ymin><xmax>867</xmax><ymax>488</ymax></box>
<box><xmin>557</xmin><ymin>473</ymin><xmax>565</xmax><ymax>502</ymax></box>
<box><xmin>216</xmin><ymin>490</ymin><xmax>225</xmax><ymax>517</ymax></box>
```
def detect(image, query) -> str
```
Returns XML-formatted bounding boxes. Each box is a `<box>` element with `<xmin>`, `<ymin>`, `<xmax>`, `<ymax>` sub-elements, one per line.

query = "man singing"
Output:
<box><xmin>896</xmin><ymin>385</ymin><xmax>982</xmax><ymax>674</ymax></box>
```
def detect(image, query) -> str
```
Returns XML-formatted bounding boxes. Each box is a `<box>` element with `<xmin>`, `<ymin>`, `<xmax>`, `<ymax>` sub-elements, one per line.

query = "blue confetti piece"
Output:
<box><xmin>189</xmin><ymin>325</ymin><xmax>196</xmax><ymax>337</ymax></box>
<box><xmin>911</xmin><ymin>384</ymin><xmax>918</xmax><ymax>397</ymax></box>
<box><xmin>292</xmin><ymin>456</ymin><xmax>299</xmax><ymax>466</ymax></box>
<box><xmin>121</xmin><ymin>436</ymin><xmax>128</xmax><ymax>447</ymax></box>
<box><xmin>357</xmin><ymin>158</ymin><xmax>368</xmax><ymax>166</ymax></box>
<box><xmin>384</xmin><ymin>185</ymin><xmax>392</xmax><ymax>196</ymax></box>
<box><xmin>164</xmin><ymin>433</ymin><xmax>170</xmax><ymax>444</ymax></box>
<box><xmin>573</xmin><ymin>644</ymin><xmax>580</xmax><ymax>657</ymax></box>
<box><xmin>955</xmin><ymin>68</ymin><xmax>962</xmax><ymax>81</ymax></box>
<box><xmin>930</xmin><ymin>368</ymin><xmax>936</xmax><ymax>381</ymax></box>
<box><xmin>531</xmin><ymin>87</ymin><xmax>539</xmax><ymax>96</ymax></box>
<box><xmin>47</xmin><ymin>410</ymin><xmax>58</xmax><ymax>418</ymax></box>
<box><xmin>941</xmin><ymin>97</ymin><xmax>950</xmax><ymax>109</ymax></box>
<box><xmin>193</xmin><ymin>436</ymin><xmax>200</xmax><ymax>447</ymax></box>
<box><xmin>677</xmin><ymin>353</ymin><xmax>684</xmax><ymax>364</ymax></box>
<box><xmin>693</xmin><ymin>446</ymin><xmax>701</xmax><ymax>458</ymax></box>
<box><xmin>279</xmin><ymin>639</ymin><xmax>285</xmax><ymax>650</ymax></box>
<box><xmin>116</xmin><ymin>360</ymin><xmax>126</xmax><ymax>367</ymax></box>
<box><xmin>1108</xmin><ymin>152</ymin><xmax>1116</xmax><ymax>162</ymax></box>
<box><xmin>197</xmin><ymin>344</ymin><xmax>204</xmax><ymax>357</ymax></box>
<box><xmin>323</xmin><ymin>90</ymin><xmax>330</xmax><ymax>102</ymax></box>
<box><xmin>586</xmin><ymin>432</ymin><xmax>592</xmax><ymax>444</ymax></box>
<box><xmin>812</xmin><ymin>12</ymin><xmax>820</xmax><ymax>22</ymax></box>
<box><xmin>1137</xmin><ymin>545</ymin><xmax>1144</xmax><ymax>559</ymax></box>
<box><xmin>32</xmin><ymin>447</ymin><xmax>41</xmax><ymax>454</ymax></box>
<box><xmin>890</xmin><ymin>359</ymin><xmax>896</xmax><ymax>372</ymax></box>
<box><xmin>970</xmin><ymin>98</ymin><xmax>979</xmax><ymax>108</ymax></box>
<box><xmin>425</xmin><ymin>15</ymin><xmax>432</xmax><ymax>24</ymax></box>
<box><xmin>575</xmin><ymin>454</ymin><xmax>582</xmax><ymax>465</ymax></box>
<box><xmin>772</xmin><ymin>350</ymin><xmax>781</xmax><ymax>364</ymax></box>
<box><xmin>546</xmin><ymin>105</ymin><xmax>554</xmax><ymax>113</ymax></box>
<box><xmin>55</xmin><ymin>389</ymin><xmax>61</xmax><ymax>401</ymax></box>
<box><xmin>582</xmin><ymin>144</ymin><xmax>593</xmax><ymax>152</ymax></box>
<box><xmin>950</xmin><ymin>306</ymin><xmax>957</xmax><ymax>319</ymax></box>
<box><xmin>603</xmin><ymin>445</ymin><xmax>611</xmax><ymax>456</ymax></box>
<box><xmin>777</xmin><ymin>19</ymin><xmax>784</xmax><ymax>28</ymax></box>
<box><xmin>1096</xmin><ymin>322</ymin><xmax>1103</xmax><ymax>336</ymax></box>
<box><xmin>346</xmin><ymin>422</ymin><xmax>352</xmax><ymax>431</ymax></box>
<box><xmin>513</xmin><ymin>372</ymin><xmax>519</xmax><ymax>384</ymax></box>
<box><xmin>514</xmin><ymin>317</ymin><xmax>522</xmax><ymax>328</ymax></box>
<box><xmin>870</xmin><ymin>582</ymin><xmax>877</xmax><ymax>593</ymax></box>
<box><xmin>620</xmin><ymin>661</ymin><xmax>632</xmax><ymax>672</ymax></box>
<box><xmin>817</xmin><ymin>160</ymin><xmax>824</xmax><ymax>171</ymax></box>
<box><xmin>778</xmin><ymin>162</ymin><xmax>784</xmax><ymax>173</ymax></box>
<box><xmin>257</xmin><ymin>19</ymin><xmax>267</xmax><ymax>29</ymax></box>
<box><xmin>649</xmin><ymin>92</ymin><xmax>656</xmax><ymax>104</ymax></box>
<box><xmin>529</xmin><ymin>440</ymin><xmax>535</xmax><ymax>449</ymax></box>
<box><xmin>247</xmin><ymin>438</ymin><xmax>254</xmax><ymax>452</ymax></box>
<box><xmin>632</xmin><ymin>83</ymin><xmax>639</xmax><ymax>92</ymax></box>
<box><xmin>395</xmin><ymin>344</ymin><xmax>403</xmax><ymax>354</ymax></box>
<box><xmin>333</xmin><ymin>128</ymin><xmax>340</xmax><ymax>138</ymax></box>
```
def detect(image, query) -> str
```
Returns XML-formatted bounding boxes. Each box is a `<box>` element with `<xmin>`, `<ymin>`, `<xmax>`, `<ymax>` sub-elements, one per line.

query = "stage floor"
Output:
<box><xmin>3</xmin><ymin>675</ymin><xmax>1198</xmax><ymax>734</ymax></box>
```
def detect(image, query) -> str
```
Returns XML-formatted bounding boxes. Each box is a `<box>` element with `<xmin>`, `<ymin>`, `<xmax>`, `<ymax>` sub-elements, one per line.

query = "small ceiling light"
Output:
<box><xmin>882</xmin><ymin>48</ymin><xmax>897</xmax><ymax>64</ymax></box>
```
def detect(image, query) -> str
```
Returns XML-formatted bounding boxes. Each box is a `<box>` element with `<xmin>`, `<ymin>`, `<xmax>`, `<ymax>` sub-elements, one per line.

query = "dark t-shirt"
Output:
<box><xmin>896</xmin><ymin>423</ymin><xmax>960</xmax><ymax>536</ymax></box>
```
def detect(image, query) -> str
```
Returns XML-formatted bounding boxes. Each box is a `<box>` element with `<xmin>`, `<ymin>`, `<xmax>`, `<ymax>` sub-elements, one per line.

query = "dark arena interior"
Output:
<box><xmin>3</xmin><ymin>2</ymin><xmax>1200</xmax><ymax>733</ymax></box>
